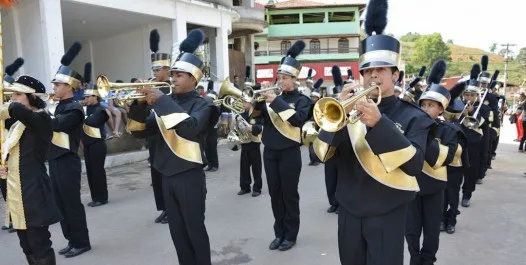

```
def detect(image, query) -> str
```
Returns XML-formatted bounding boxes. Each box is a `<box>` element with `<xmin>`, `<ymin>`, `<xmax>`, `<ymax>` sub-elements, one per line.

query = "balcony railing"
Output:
<box><xmin>255</xmin><ymin>47</ymin><xmax>359</xmax><ymax>56</ymax></box>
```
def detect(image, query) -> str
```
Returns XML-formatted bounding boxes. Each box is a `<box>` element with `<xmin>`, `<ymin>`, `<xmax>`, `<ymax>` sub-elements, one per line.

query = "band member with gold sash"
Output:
<box><xmin>405</xmin><ymin>60</ymin><xmax>457</xmax><ymax>265</ymax></box>
<box><xmin>252</xmin><ymin>40</ymin><xmax>311</xmax><ymax>251</ymax></box>
<box><xmin>129</xmin><ymin>29</ymin><xmax>219</xmax><ymax>265</ymax></box>
<box><xmin>204</xmin><ymin>80</ymin><xmax>219</xmax><ymax>172</ymax></box>
<box><xmin>0</xmin><ymin>75</ymin><xmax>62</xmax><ymax>265</ymax></box>
<box><xmin>1</xmin><ymin>57</ymin><xmax>24</xmax><ymax>233</ymax></box>
<box><xmin>307</xmin><ymin>79</ymin><xmax>323</xmax><ymax>166</ymax></box>
<box><xmin>402</xmin><ymin>66</ymin><xmax>426</xmax><ymax>103</ymax></box>
<box><xmin>312</xmin><ymin>1</ymin><xmax>434</xmax><ymax>263</ymax></box>
<box><xmin>442</xmin><ymin>81</ymin><xmax>469</xmax><ymax>234</ymax></box>
<box><xmin>129</xmin><ymin>29</ymin><xmax>172</xmax><ymax>224</ymax></box>
<box><xmin>48</xmin><ymin>42</ymin><xmax>91</xmax><ymax>258</ymax></box>
<box><xmin>237</xmin><ymin>100</ymin><xmax>263</xmax><ymax>197</ymax></box>
<box><xmin>81</xmin><ymin>63</ymin><xmax>109</xmax><ymax>207</ymax></box>
<box><xmin>461</xmin><ymin>64</ymin><xmax>490</xmax><ymax>207</ymax></box>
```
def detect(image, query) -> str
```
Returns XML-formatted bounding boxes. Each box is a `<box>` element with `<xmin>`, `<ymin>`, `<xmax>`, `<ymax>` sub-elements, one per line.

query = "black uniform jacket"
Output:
<box><xmin>127</xmin><ymin>91</ymin><xmax>220</xmax><ymax>177</ymax></box>
<box><xmin>81</xmin><ymin>103</ymin><xmax>109</xmax><ymax>146</ymax></box>
<box><xmin>240</xmin><ymin>109</ymin><xmax>263</xmax><ymax>150</ymax></box>
<box><xmin>313</xmin><ymin>96</ymin><xmax>435</xmax><ymax>217</ymax></box>
<box><xmin>462</xmin><ymin>102</ymin><xmax>490</xmax><ymax>144</ymax></box>
<box><xmin>251</xmin><ymin>90</ymin><xmax>311</xmax><ymax>150</ymax></box>
<box><xmin>1</xmin><ymin>103</ymin><xmax>62</xmax><ymax>230</ymax></box>
<box><xmin>418</xmin><ymin>120</ymin><xmax>458</xmax><ymax>194</ymax></box>
<box><xmin>47</xmin><ymin>98</ymin><xmax>85</xmax><ymax>160</ymax></box>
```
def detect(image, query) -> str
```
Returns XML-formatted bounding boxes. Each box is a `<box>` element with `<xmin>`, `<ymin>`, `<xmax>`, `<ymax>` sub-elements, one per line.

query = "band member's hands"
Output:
<box><xmin>355</xmin><ymin>99</ymin><xmax>381</xmax><ymax>127</ymax></box>
<box><xmin>265</xmin><ymin>91</ymin><xmax>277</xmax><ymax>103</ymax></box>
<box><xmin>0</xmin><ymin>166</ymin><xmax>7</xmax><ymax>180</ymax></box>
<box><xmin>138</xmin><ymin>87</ymin><xmax>164</xmax><ymax>105</ymax></box>
<box><xmin>339</xmin><ymin>83</ymin><xmax>359</xmax><ymax>113</ymax></box>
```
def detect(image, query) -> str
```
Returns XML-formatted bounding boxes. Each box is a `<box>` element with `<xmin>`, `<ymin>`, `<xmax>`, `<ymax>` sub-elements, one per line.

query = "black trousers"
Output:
<box><xmin>148</xmin><ymin>137</ymin><xmax>165</xmax><ymax>211</ymax></box>
<box><xmin>84</xmin><ymin>141</ymin><xmax>108</xmax><ymax>202</ymax></box>
<box><xmin>163</xmin><ymin>167</ymin><xmax>211</xmax><ymax>265</ymax></box>
<box><xmin>325</xmin><ymin>159</ymin><xmax>338</xmax><ymax>207</ymax></box>
<box><xmin>49</xmin><ymin>154</ymin><xmax>90</xmax><ymax>248</ymax></box>
<box><xmin>492</xmin><ymin>135</ymin><xmax>499</xmax><ymax>156</ymax></box>
<box><xmin>462</xmin><ymin>142</ymin><xmax>480</xmax><ymax>199</ymax></box>
<box><xmin>519</xmin><ymin>121</ymin><xmax>526</xmax><ymax>150</ymax></box>
<box><xmin>240</xmin><ymin>144</ymin><xmax>262</xmax><ymax>192</ymax></box>
<box><xmin>205</xmin><ymin>128</ymin><xmax>219</xmax><ymax>168</ymax></box>
<box><xmin>263</xmin><ymin>146</ymin><xmax>301</xmax><ymax>242</ymax></box>
<box><xmin>406</xmin><ymin>192</ymin><xmax>443</xmax><ymax>265</ymax></box>
<box><xmin>479</xmin><ymin>133</ymin><xmax>490</xmax><ymax>180</ymax></box>
<box><xmin>308</xmin><ymin>145</ymin><xmax>317</xmax><ymax>163</ymax></box>
<box><xmin>17</xmin><ymin>226</ymin><xmax>54</xmax><ymax>260</ymax></box>
<box><xmin>443</xmin><ymin>167</ymin><xmax>463</xmax><ymax>226</ymax></box>
<box><xmin>0</xmin><ymin>178</ymin><xmax>6</xmax><ymax>201</ymax></box>
<box><xmin>338</xmin><ymin>204</ymin><xmax>407</xmax><ymax>265</ymax></box>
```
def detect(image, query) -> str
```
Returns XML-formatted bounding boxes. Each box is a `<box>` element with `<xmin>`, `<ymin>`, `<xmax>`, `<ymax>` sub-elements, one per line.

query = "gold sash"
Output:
<box><xmin>83</xmin><ymin>124</ymin><xmax>101</xmax><ymax>139</ymax></box>
<box><xmin>266</xmin><ymin>104</ymin><xmax>301</xmax><ymax>143</ymax></box>
<box><xmin>154</xmin><ymin>112</ymin><xmax>203</xmax><ymax>164</ymax></box>
<box><xmin>127</xmin><ymin>119</ymin><xmax>146</xmax><ymax>132</ymax></box>
<box><xmin>51</xmin><ymin>132</ymin><xmax>70</xmax><ymax>150</ymax></box>
<box><xmin>423</xmin><ymin>162</ymin><xmax>448</xmax><ymax>181</ymax></box>
<box><xmin>347</xmin><ymin>122</ymin><xmax>419</xmax><ymax>191</ymax></box>
<box><xmin>450</xmin><ymin>144</ymin><xmax>462</xmax><ymax>167</ymax></box>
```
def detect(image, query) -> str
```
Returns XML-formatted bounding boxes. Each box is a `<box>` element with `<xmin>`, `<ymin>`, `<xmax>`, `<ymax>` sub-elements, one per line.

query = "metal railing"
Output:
<box><xmin>255</xmin><ymin>47</ymin><xmax>359</xmax><ymax>56</ymax></box>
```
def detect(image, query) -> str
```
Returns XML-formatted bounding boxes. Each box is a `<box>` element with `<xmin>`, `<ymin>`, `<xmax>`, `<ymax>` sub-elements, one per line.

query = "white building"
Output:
<box><xmin>1</xmin><ymin>0</ymin><xmax>266</xmax><ymax>90</ymax></box>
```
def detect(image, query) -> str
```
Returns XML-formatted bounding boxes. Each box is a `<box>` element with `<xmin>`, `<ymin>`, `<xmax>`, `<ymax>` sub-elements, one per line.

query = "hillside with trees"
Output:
<box><xmin>400</xmin><ymin>33</ymin><xmax>525</xmax><ymax>85</ymax></box>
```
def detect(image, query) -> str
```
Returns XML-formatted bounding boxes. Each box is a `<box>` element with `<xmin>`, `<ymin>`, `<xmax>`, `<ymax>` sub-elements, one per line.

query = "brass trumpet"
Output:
<box><xmin>461</xmin><ymin>88</ymin><xmax>488</xmax><ymax>129</ymax></box>
<box><xmin>313</xmin><ymin>84</ymin><xmax>381</xmax><ymax>132</ymax></box>
<box><xmin>242</xmin><ymin>85</ymin><xmax>281</xmax><ymax>103</ymax></box>
<box><xmin>96</xmin><ymin>75</ymin><xmax>172</xmax><ymax>101</ymax></box>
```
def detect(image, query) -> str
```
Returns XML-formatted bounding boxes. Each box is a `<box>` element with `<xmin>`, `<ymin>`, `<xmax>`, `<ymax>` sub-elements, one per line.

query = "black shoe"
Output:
<box><xmin>1</xmin><ymin>223</ymin><xmax>10</xmax><ymax>230</ymax></box>
<box><xmin>461</xmin><ymin>198</ymin><xmax>470</xmax><ymax>207</ymax></box>
<box><xmin>269</xmin><ymin>238</ymin><xmax>283</xmax><ymax>250</ymax></box>
<box><xmin>252</xmin><ymin>191</ymin><xmax>261</xmax><ymax>197</ymax></box>
<box><xmin>335</xmin><ymin>207</ymin><xmax>339</xmax><ymax>214</ymax></box>
<box><xmin>488</xmin><ymin>165</ymin><xmax>492</xmax><ymax>169</ymax></box>
<box><xmin>89</xmin><ymin>201</ymin><xmax>108</xmax><ymax>207</ymax></box>
<box><xmin>237</xmin><ymin>190</ymin><xmax>250</xmax><ymax>195</ymax></box>
<box><xmin>154</xmin><ymin>211</ymin><xmax>167</xmax><ymax>223</ymax></box>
<box><xmin>440</xmin><ymin>221</ymin><xmax>446</xmax><ymax>232</ymax></box>
<box><xmin>64</xmin><ymin>246</ymin><xmax>91</xmax><ymax>258</ymax></box>
<box><xmin>308</xmin><ymin>161</ymin><xmax>315</xmax><ymax>166</ymax></box>
<box><xmin>208</xmin><ymin>167</ymin><xmax>218</xmax><ymax>172</ymax></box>
<box><xmin>204</xmin><ymin>166</ymin><xmax>212</xmax><ymax>172</ymax></box>
<box><xmin>446</xmin><ymin>225</ymin><xmax>456</xmax><ymax>234</ymax></box>
<box><xmin>160</xmin><ymin>215</ymin><xmax>169</xmax><ymax>224</ymax></box>
<box><xmin>476</xmin><ymin>179</ymin><xmax>483</xmax><ymax>185</ymax></box>
<box><xmin>58</xmin><ymin>245</ymin><xmax>73</xmax><ymax>255</ymax></box>
<box><xmin>7</xmin><ymin>227</ymin><xmax>15</xmax><ymax>233</ymax></box>
<box><xmin>278</xmin><ymin>240</ymin><xmax>296</xmax><ymax>251</ymax></box>
<box><xmin>327</xmin><ymin>205</ymin><xmax>338</xmax><ymax>213</ymax></box>
<box><xmin>312</xmin><ymin>161</ymin><xmax>320</xmax><ymax>166</ymax></box>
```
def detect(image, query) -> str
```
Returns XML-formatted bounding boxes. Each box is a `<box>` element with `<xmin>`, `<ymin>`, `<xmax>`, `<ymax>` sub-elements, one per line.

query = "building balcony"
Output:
<box><xmin>231</xmin><ymin>6</ymin><xmax>267</xmax><ymax>38</ymax></box>
<box><xmin>255</xmin><ymin>47</ymin><xmax>360</xmax><ymax>64</ymax></box>
<box><xmin>205</xmin><ymin>0</ymin><xmax>233</xmax><ymax>8</ymax></box>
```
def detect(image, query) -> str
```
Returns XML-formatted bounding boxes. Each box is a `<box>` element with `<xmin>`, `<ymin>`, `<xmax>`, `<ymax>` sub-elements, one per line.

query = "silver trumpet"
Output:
<box><xmin>242</xmin><ymin>85</ymin><xmax>282</xmax><ymax>103</ymax></box>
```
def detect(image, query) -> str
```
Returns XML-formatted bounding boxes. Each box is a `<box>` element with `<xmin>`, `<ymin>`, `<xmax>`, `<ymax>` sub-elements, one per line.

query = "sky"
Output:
<box><xmin>257</xmin><ymin>0</ymin><xmax>526</xmax><ymax>53</ymax></box>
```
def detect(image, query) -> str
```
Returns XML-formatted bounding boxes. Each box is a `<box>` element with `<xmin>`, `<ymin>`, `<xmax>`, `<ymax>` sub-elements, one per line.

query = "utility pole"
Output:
<box><xmin>501</xmin><ymin>43</ymin><xmax>517</xmax><ymax>104</ymax></box>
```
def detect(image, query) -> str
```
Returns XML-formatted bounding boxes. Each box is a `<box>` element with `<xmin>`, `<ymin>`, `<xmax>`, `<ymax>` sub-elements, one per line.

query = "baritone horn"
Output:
<box><xmin>313</xmin><ymin>83</ymin><xmax>381</xmax><ymax>132</ymax></box>
<box><xmin>96</xmin><ymin>75</ymin><xmax>172</xmax><ymax>100</ymax></box>
<box><xmin>213</xmin><ymin>77</ymin><xmax>246</xmax><ymax>113</ymax></box>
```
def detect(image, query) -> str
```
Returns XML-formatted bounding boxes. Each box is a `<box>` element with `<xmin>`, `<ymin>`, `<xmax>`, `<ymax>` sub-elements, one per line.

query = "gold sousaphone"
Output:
<box><xmin>313</xmin><ymin>83</ymin><xmax>381</xmax><ymax>132</ymax></box>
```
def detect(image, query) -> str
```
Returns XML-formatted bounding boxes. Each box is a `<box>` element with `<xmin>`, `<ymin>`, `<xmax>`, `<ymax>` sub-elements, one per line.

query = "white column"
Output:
<box><xmin>39</xmin><ymin>0</ymin><xmax>64</xmax><ymax>87</ymax></box>
<box><xmin>213</xmin><ymin>12</ymin><xmax>231</xmax><ymax>81</ymax></box>
<box><xmin>244</xmin><ymin>34</ymin><xmax>255</xmax><ymax>82</ymax></box>
<box><xmin>172</xmin><ymin>1</ymin><xmax>188</xmax><ymax>59</ymax></box>
<box><xmin>207</xmin><ymin>27</ymin><xmax>218</xmax><ymax>80</ymax></box>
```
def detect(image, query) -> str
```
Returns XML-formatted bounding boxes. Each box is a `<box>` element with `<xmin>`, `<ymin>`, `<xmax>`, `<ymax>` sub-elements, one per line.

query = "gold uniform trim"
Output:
<box><xmin>450</xmin><ymin>144</ymin><xmax>463</xmax><ymax>167</ymax></box>
<box><xmin>377</xmin><ymin>145</ymin><xmax>417</xmax><ymax>173</ymax></box>
<box><xmin>267</xmin><ymin>103</ymin><xmax>301</xmax><ymax>143</ymax></box>
<box><xmin>83</xmin><ymin>124</ymin><xmax>101</xmax><ymax>139</ymax></box>
<box><xmin>0</xmin><ymin>102</ymin><xmax>11</xmax><ymax>120</ymax></box>
<box><xmin>278</xmin><ymin>109</ymin><xmax>296</xmax><ymax>121</ymax></box>
<box><xmin>83</xmin><ymin>89</ymin><xmax>100</xmax><ymax>98</ymax></box>
<box><xmin>347</xmin><ymin>122</ymin><xmax>419</xmax><ymax>191</ymax></box>
<box><xmin>152</xmin><ymin>59</ymin><xmax>171</xmax><ymax>69</ymax></box>
<box><xmin>52</xmin><ymin>132</ymin><xmax>70</xmax><ymax>150</ymax></box>
<box><xmin>278</xmin><ymin>64</ymin><xmax>300</xmax><ymax>77</ymax></box>
<box><xmin>160</xmin><ymin>112</ymin><xmax>190</xmax><ymax>130</ymax></box>
<box><xmin>423</xmin><ymin>161</ymin><xmax>447</xmax><ymax>182</ymax></box>
<box><xmin>313</xmin><ymin>137</ymin><xmax>336</xmax><ymax>162</ymax></box>
<box><xmin>154</xmin><ymin>112</ymin><xmax>203</xmax><ymax>164</ymax></box>
<box><xmin>53</xmin><ymin>74</ymin><xmax>81</xmax><ymax>90</ymax></box>
<box><xmin>172</xmin><ymin>61</ymin><xmax>203</xmax><ymax>82</ymax></box>
<box><xmin>359</xmin><ymin>50</ymin><xmax>401</xmax><ymax>69</ymax></box>
<box><xmin>127</xmin><ymin>119</ymin><xmax>146</xmax><ymax>132</ymax></box>
<box><xmin>479</xmin><ymin>117</ymin><xmax>485</xmax><ymax>127</ymax></box>
<box><xmin>251</xmin><ymin>134</ymin><xmax>262</xmax><ymax>143</ymax></box>
<box><xmin>7</xmin><ymin>83</ymin><xmax>36</xmax><ymax>94</ymax></box>
<box><xmin>432</xmin><ymin>142</ymin><xmax>449</xmax><ymax>169</ymax></box>
<box><xmin>492</xmin><ymin>127</ymin><xmax>500</xmax><ymax>136</ymax></box>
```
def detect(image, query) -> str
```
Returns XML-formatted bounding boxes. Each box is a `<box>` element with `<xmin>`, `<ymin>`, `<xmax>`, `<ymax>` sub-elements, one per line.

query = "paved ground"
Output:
<box><xmin>1</xmin><ymin>119</ymin><xmax>526</xmax><ymax>265</ymax></box>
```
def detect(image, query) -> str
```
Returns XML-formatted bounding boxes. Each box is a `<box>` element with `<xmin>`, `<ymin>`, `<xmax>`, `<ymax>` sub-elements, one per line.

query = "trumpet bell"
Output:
<box><xmin>462</xmin><ymin>116</ymin><xmax>479</xmax><ymax>129</ymax></box>
<box><xmin>313</xmin><ymin>97</ymin><xmax>346</xmax><ymax>132</ymax></box>
<box><xmin>219</xmin><ymin>78</ymin><xmax>243</xmax><ymax>99</ymax></box>
<box><xmin>226</xmin><ymin>130</ymin><xmax>241</xmax><ymax>151</ymax></box>
<box><xmin>96</xmin><ymin>75</ymin><xmax>112</xmax><ymax>99</ymax></box>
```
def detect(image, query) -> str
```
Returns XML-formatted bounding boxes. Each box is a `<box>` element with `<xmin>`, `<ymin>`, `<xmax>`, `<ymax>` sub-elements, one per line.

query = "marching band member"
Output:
<box><xmin>307</xmin><ymin>78</ymin><xmax>323</xmax><ymax>166</ymax></box>
<box><xmin>128</xmin><ymin>29</ymin><xmax>172</xmax><ymax>224</ymax></box>
<box><xmin>485</xmin><ymin>70</ymin><xmax>501</xmax><ymax>169</ymax></box>
<box><xmin>49</xmin><ymin>42</ymin><xmax>91</xmax><ymax>258</ymax></box>
<box><xmin>129</xmin><ymin>29</ymin><xmax>219</xmax><ymax>265</ymax></box>
<box><xmin>81</xmin><ymin>63</ymin><xmax>109</xmax><ymax>207</ymax></box>
<box><xmin>442</xmin><ymin>81</ymin><xmax>469</xmax><ymax>234</ymax></box>
<box><xmin>394</xmin><ymin>70</ymin><xmax>404</xmax><ymax>98</ymax></box>
<box><xmin>237</xmin><ymin>98</ymin><xmax>263</xmax><ymax>197</ymax></box>
<box><xmin>461</xmin><ymin>64</ymin><xmax>490</xmax><ymax>207</ymax></box>
<box><xmin>204</xmin><ymin>80</ymin><xmax>220</xmax><ymax>172</ymax></box>
<box><xmin>312</xmin><ymin>0</ymin><xmax>434</xmax><ymax>263</ymax></box>
<box><xmin>304</xmin><ymin>68</ymin><xmax>313</xmax><ymax>96</ymax></box>
<box><xmin>1</xmin><ymin>57</ymin><xmax>24</xmax><ymax>233</ymax></box>
<box><xmin>0</xmin><ymin>75</ymin><xmax>62</xmax><ymax>265</ymax></box>
<box><xmin>344</xmin><ymin>68</ymin><xmax>354</xmax><ymax>84</ymax></box>
<box><xmin>252</xmin><ymin>40</ymin><xmax>311</xmax><ymax>251</ymax></box>
<box><xmin>406</xmin><ymin>60</ymin><xmax>457</xmax><ymax>265</ymax></box>
<box><xmin>402</xmin><ymin>66</ymin><xmax>426</xmax><ymax>103</ymax></box>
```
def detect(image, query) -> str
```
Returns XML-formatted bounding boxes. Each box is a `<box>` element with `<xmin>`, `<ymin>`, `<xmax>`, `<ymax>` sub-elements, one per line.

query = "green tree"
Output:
<box><xmin>400</xmin><ymin>32</ymin><xmax>422</xmax><ymax>42</ymax></box>
<box><xmin>489</xmin><ymin>43</ymin><xmax>498</xmax><ymax>53</ymax></box>
<box><xmin>410</xmin><ymin>33</ymin><xmax>452</xmax><ymax>68</ymax></box>
<box><xmin>515</xmin><ymin>47</ymin><xmax>526</xmax><ymax>66</ymax></box>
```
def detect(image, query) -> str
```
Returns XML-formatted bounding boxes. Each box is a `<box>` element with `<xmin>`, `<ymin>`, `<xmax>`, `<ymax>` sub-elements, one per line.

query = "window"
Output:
<box><xmin>270</xmin><ymin>14</ymin><xmax>300</xmax><ymax>25</ymax></box>
<box><xmin>302</xmin><ymin>12</ymin><xmax>325</xmax><ymax>23</ymax></box>
<box><xmin>281</xmin><ymin>41</ymin><xmax>291</xmax><ymax>55</ymax></box>
<box><xmin>338</xmin><ymin>38</ymin><xmax>349</xmax><ymax>53</ymax></box>
<box><xmin>310</xmin><ymin>39</ymin><xmax>321</xmax><ymax>54</ymax></box>
<box><xmin>328</xmin><ymin>11</ymin><xmax>355</xmax><ymax>22</ymax></box>
<box><xmin>233</xmin><ymin>0</ymin><xmax>242</xmax><ymax>6</ymax></box>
